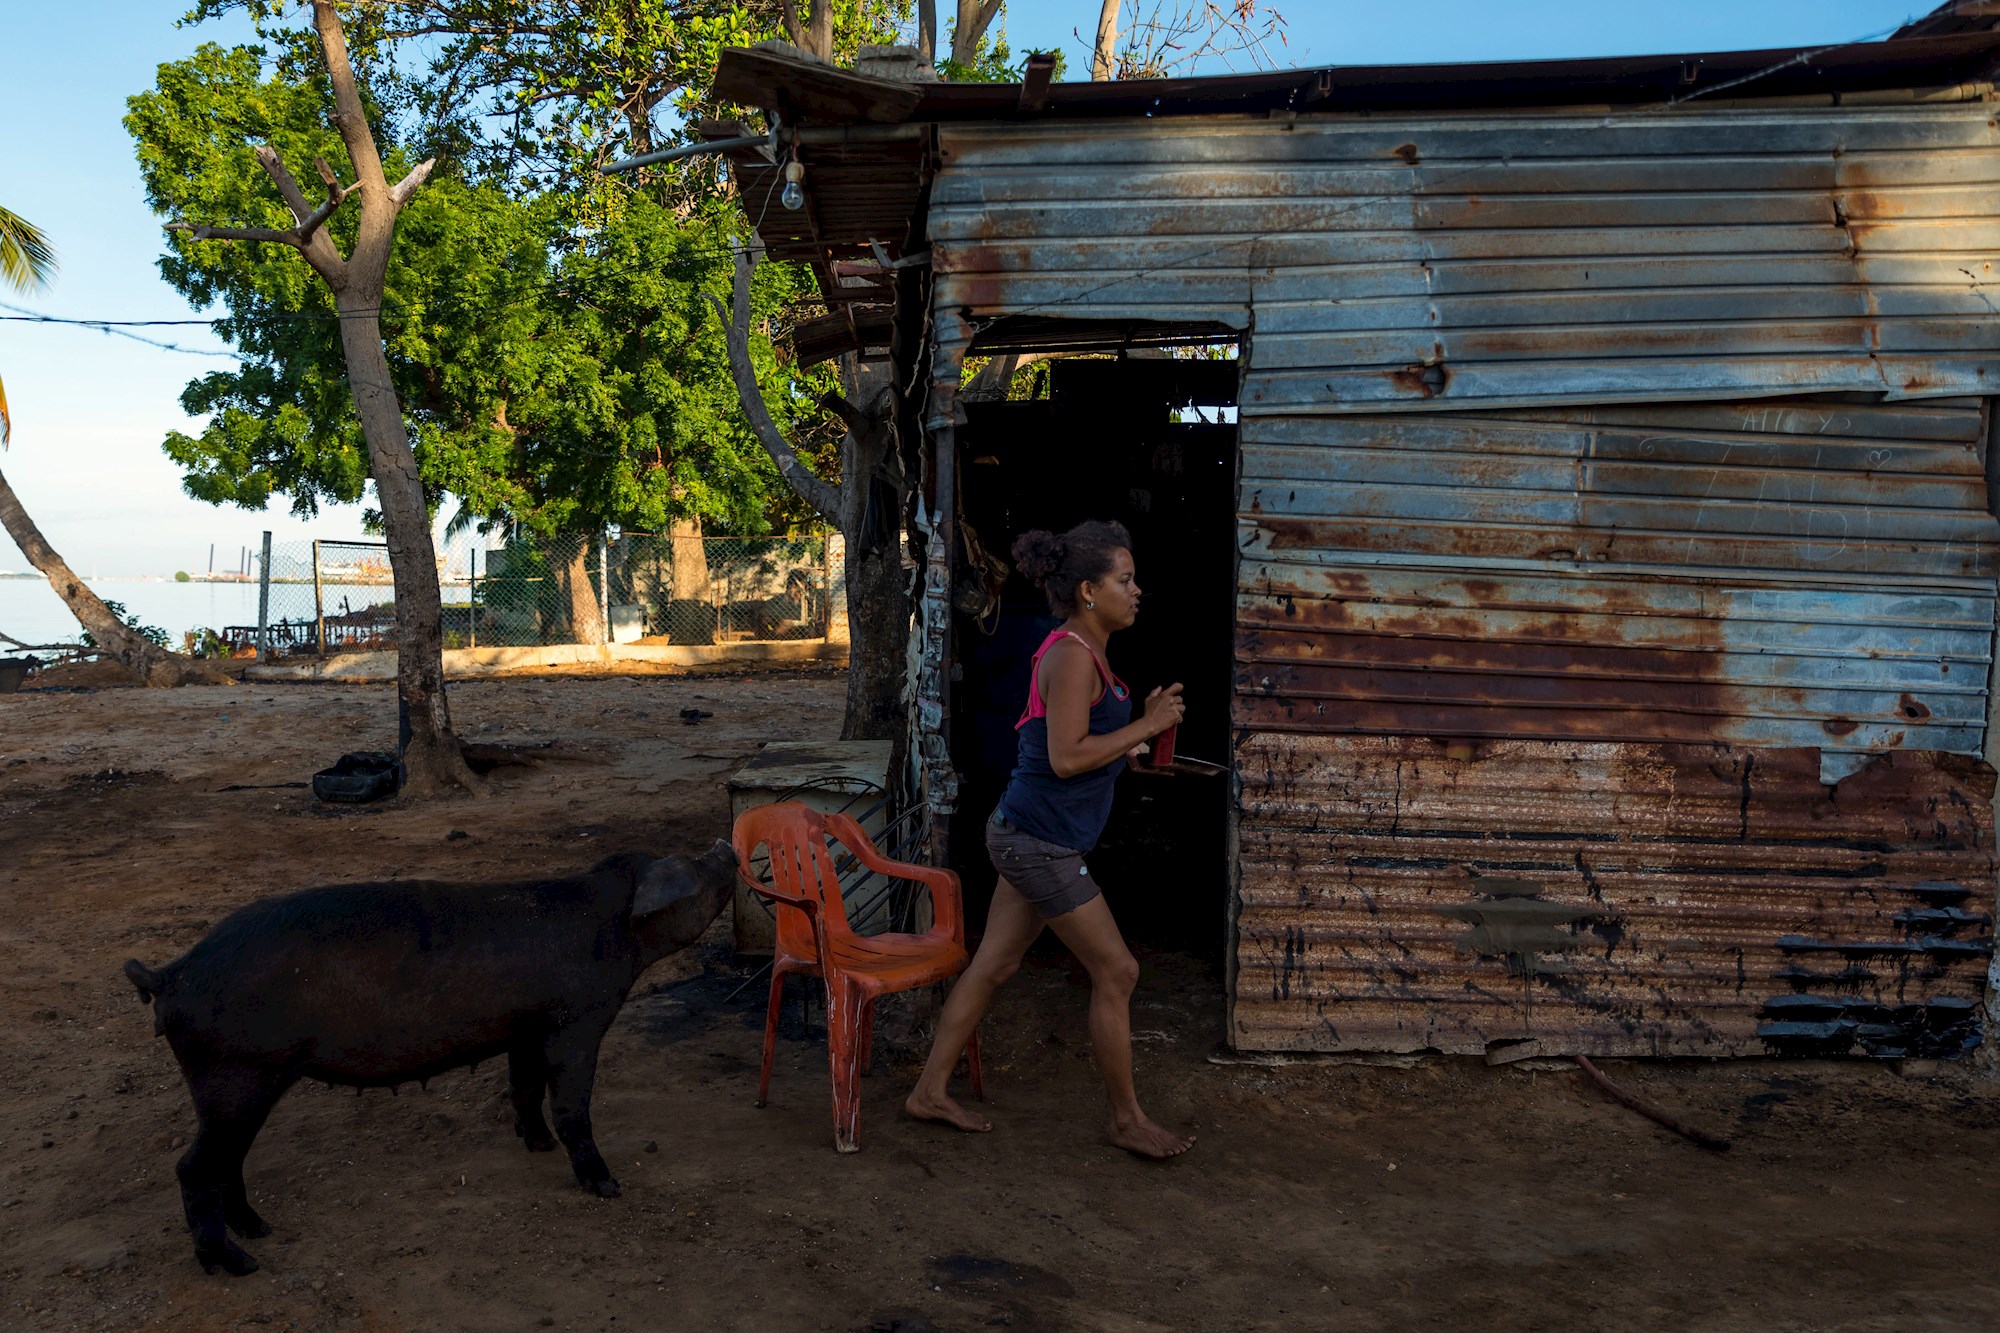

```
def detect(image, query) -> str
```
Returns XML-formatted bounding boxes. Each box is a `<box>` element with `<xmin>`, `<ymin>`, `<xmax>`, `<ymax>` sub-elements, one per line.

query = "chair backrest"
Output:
<box><xmin>732</xmin><ymin>802</ymin><xmax>870</xmax><ymax>959</ymax></box>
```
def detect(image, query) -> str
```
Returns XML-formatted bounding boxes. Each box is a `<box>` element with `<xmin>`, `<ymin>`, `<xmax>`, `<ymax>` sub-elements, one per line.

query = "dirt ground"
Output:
<box><xmin>3</xmin><ymin>669</ymin><xmax>1998</xmax><ymax>1333</ymax></box>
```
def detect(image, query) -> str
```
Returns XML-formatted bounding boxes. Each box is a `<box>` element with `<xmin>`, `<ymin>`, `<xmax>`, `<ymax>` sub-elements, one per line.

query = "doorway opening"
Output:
<box><xmin>948</xmin><ymin>353</ymin><xmax>1240</xmax><ymax>963</ymax></box>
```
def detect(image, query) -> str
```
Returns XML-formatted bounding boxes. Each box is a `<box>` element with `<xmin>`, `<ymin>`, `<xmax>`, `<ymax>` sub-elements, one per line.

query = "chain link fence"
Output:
<box><xmin>229</xmin><ymin>528</ymin><xmax>839</xmax><ymax>658</ymax></box>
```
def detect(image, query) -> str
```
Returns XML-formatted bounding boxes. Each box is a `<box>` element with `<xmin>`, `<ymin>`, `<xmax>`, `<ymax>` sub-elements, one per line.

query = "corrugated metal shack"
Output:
<box><xmin>713</xmin><ymin>15</ymin><xmax>2000</xmax><ymax>1060</ymax></box>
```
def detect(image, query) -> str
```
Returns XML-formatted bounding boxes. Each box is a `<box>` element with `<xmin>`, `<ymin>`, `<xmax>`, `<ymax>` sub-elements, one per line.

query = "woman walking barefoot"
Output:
<box><xmin>905</xmin><ymin>520</ymin><xmax>1195</xmax><ymax>1160</ymax></box>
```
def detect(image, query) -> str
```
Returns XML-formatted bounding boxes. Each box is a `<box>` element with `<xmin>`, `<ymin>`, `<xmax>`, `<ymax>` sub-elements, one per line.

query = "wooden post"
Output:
<box><xmin>312</xmin><ymin>539</ymin><xmax>325</xmax><ymax>654</ymax></box>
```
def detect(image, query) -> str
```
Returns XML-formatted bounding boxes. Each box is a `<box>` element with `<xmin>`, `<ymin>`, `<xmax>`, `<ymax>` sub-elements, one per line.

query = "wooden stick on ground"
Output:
<box><xmin>1574</xmin><ymin>1054</ymin><xmax>1733</xmax><ymax>1153</ymax></box>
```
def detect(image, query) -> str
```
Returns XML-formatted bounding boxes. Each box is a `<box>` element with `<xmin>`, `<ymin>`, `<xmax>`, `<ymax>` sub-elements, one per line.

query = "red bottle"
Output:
<box><xmin>1150</xmin><ymin>722</ymin><xmax>1177</xmax><ymax>769</ymax></box>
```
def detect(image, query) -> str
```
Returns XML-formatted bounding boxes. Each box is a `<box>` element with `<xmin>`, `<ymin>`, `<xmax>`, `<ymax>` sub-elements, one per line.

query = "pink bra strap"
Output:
<box><xmin>1017</xmin><ymin>630</ymin><xmax>1123</xmax><ymax>727</ymax></box>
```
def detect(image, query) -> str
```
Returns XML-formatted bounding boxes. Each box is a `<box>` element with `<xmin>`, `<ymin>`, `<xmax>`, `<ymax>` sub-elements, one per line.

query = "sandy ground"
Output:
<box><xmin>2</xmin><ymin>669</ymin><xmax>1998</xmax><ymax>1332</ymax></box>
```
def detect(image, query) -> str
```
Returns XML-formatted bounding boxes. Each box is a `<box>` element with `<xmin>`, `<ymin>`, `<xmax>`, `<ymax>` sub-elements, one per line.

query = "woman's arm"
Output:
<box><xmin>1042</xmin><ymin>640</ymin><xmax>1184</xmax><ymax>779</ymax></box>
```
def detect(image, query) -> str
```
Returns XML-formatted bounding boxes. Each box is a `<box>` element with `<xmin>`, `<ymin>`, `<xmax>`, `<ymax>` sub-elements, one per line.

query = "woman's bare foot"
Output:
<box><xmin>1108</xmin><ymin>1113</ymin><xmax>1196</xmax><ymax>1159</ymax></box>
<box><xmin>905</xmin><ymin>1088</ymin><xmax>993</xmax><ymax>1133</ymax></box>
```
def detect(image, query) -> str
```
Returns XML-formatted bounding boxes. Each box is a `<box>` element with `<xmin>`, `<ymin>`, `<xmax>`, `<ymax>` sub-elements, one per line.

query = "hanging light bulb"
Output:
<box><xmin>781</xmin><ymin>159</ymin><xmax>806</xmax><ymax>211</ymax></box>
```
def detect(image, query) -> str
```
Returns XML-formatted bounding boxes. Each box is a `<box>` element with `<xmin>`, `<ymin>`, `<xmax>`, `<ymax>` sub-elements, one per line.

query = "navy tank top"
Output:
<box><xmin>996</xmin><ymin>630</ymin><xmax>1132</xmax><ymax>852</ymax></box>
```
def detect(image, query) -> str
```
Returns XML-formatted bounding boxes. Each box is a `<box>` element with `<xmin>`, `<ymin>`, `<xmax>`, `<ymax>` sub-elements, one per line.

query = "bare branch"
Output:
<box><xmin>167</xmin><ymin>146</ymin><xmax>361</xmax><ymax>254</ymax></box>
<box><xmin>388</xmin><ymin>157</ymin><xmax>437</xmax><ymax>210</ymax></box>
<box><xmin>708</xmin><ymin>238</ymin><xmax>841</xmax><ymax>524</ymax></box>
<box><xmin>253</xmin><ymin>145</ymin><xmax>317</xmax><ymax>224</ymax></box>
<box><xmin>296</xmin><ymin>179</ymin><xmax>361</xmax><ymax>244</ymax></box>
<box><xmin>818</xmin><ymin>391</ymin><xmax>873</xmax><ymax>437</ymax></box>
<box><xmin>166</xmin><ymin>220</ymin><xmax>302</xmax><ymax>247</ymax></box>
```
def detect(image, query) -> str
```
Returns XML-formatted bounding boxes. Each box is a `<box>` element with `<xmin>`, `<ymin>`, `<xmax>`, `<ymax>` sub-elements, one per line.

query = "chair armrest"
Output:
<box><xmin>738</xmin><ymin>870</ymin><xmax>818</xmax><ymax>918</ymax></box>
<box><xmin>822</xmin><ymin>813</ymin><xmax>965</xmax><ymax>943</ymax></box>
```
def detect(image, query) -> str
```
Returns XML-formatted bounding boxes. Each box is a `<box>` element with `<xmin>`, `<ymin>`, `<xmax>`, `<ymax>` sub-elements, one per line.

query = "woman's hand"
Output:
<box><xmin>1142</xmin><ymin>683</ymin><xmax>1185</xmax><ymax>737</ymax></box>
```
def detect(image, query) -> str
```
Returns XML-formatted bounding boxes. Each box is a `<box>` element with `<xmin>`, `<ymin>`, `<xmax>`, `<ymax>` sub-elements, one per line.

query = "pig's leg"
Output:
<box><xmin>508</xmin><ymin>1044</ymin><xmax>557</xmax><ymax>1152</ymax></box>
<box><xmin>543</xmin><ymin>1019</ymin><xmax>618</xmax><ymax>1197</ymax></box>
<box><xmin>177</xmin><ymin>1064</ymin><xmax>286</xmax><ymax>1276</ymax></box>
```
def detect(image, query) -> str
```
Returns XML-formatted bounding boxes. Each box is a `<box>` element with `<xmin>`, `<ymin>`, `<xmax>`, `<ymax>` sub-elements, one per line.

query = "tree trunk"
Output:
<box><xmin>917</xmin><ymin>0</ymin><xmax>938</xmax><ymax>61</ymax></box>
<box><xmin>331</xmin><ymin>293</ymin><xmax>477</xmax><ymax>794</ymax></box>
<box><xmin>952</xmin><ymin>0</ymin><xmax>1005</xmax><ymax>67</ymax></box>
<box><xmin>0</xmin><ymin>463</ymin><xmax>217</xmax><ymax>685</ymax></box>
<box><xmin>840</xmin><ymin>519</ymin><xmax>905</xmax><ymax>739</ymax></box>
<box><xmin>1091</xmin><ymin>0</ymin><xmax>1121</xmax><ymax>80</ymax></box>
<box><xmin>315</xmin><ymin>1</ymin><xmax>476</xmax><ymax>797</ymax></box>
<box><xmin>834</xmin><ymin>357</ymin><xmax>906</xmax><ymax>740</ymax></box>
<box><xmin>806</xmin><ymin>0</ymin><xmax>834</xmax><ymax>60</ymax></box>
<box><xmin>556</xmin><ymin>537</ymin><xmax>605</xmax><ymax>644</ymax></box>
<box><xmin>711</xmin><ymin>241</ymin><xmax>906</xmax><ymax>739</ymax></box>
<box><xmin>667</xmin><ymin>516</ymin><xmax>712</xmax><ymax>603</ymax></box>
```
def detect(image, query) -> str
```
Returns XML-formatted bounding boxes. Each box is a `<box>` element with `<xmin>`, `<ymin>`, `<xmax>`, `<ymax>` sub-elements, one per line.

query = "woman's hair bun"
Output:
<box><xmin>1011</xmin><ymin>529</ymin><xmax>1064</xmax><ymax>582</ymax></box>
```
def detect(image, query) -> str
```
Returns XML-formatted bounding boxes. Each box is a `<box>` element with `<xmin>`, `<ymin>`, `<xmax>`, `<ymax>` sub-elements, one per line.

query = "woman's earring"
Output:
<box><xmin>1086</xmin><ymin>599</ymin><xmax>1096</xmax><ymax>610</ymax></box>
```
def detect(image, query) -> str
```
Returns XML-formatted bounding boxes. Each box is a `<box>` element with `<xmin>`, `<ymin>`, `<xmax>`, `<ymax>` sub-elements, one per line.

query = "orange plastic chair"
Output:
<box><xmin>732</xmin><ymin>802</ymin><xmax>983</xmax><ymax>1153</ymax></box>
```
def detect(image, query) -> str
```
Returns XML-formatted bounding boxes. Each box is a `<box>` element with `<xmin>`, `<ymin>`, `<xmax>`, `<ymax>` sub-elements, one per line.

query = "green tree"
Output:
<box><xmin>0</xmin><ymin>205</ymin><xmax>56</xmax><ymax>445</ymax></box>
<box><xmin>132</xmin><ymin>44</ymin><xmax>827</xmax><ymax>532</ymax></box>
<box><xmin>136</xmin><ymin>2</ymin><xmax>909</xmax><ymax>732</ymax></box>
<box><xmin>135</xmin><ymin>0</ymin><xmax>479</xmax><ymax>793</ymax></box>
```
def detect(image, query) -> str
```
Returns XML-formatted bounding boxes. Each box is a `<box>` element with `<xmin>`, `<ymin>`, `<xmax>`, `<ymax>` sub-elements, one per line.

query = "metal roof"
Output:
<box><xmin>714</xmin><ymin>26</ymin><xmax>2000</xmax><ymax>366</ymax></box>
<box><xmin>714</xmin><ymin>30</ymin><xmax>2000</xmax><ymax>126</ymax></box>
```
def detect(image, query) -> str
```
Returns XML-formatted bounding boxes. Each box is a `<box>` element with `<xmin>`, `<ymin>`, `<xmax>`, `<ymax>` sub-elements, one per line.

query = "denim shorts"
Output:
<box><xmin>986</xmin><ymin>809</ymin><xmax>1103</xmax><ymax>920</ymax></box>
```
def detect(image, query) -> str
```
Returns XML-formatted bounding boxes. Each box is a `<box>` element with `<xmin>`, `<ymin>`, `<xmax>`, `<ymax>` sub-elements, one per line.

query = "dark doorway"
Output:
<box><xmin>949</xmin><ymin>355</ymin><xmax>1239</xmax><ymax>961</ymax></box>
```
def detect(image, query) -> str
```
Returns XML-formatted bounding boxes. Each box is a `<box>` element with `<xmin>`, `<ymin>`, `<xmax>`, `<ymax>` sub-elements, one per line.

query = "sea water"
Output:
<box><xmin>0</xmin><ymin>576</ymin><xmax>424</xmax><ymax>651</ymax></box>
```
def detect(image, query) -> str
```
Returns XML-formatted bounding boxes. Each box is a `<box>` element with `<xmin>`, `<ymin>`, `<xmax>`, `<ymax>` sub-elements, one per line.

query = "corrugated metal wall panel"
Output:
<box><xmin>931</xmin><ymin>106</ymin><xmax>2000</xmax><ymax>410</ymax></box>
<box><xmin>1230</xmin><ymin>735</ymin><xmax>1996</xmax><ymax>1056</ymax></box>
<box><xmin>1235</xmin><ymin>397</ymin><xmax>1999</xmax><ymax>760</ymax></box>
<box><xmin>1229</xmin><ymin>395</ymin><xmax>2000</xmax><ymax>1053</ymax></box>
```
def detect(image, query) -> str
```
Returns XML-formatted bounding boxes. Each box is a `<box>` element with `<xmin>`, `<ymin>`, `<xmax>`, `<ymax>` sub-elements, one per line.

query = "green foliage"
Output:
<box><xmin>182</xmin><ymin>626</ymin><xmax>232</xmax><ymax>658</ymax></box>
<box><xmin>81</xmin><ymin>600</ymin><xmax>170</xmax><ymax>650</ymax></box>
<box><xmin>0</xmin><ymin>203</ymin><xmax>56</xmax><ymax>293</ymax></box>
<box><xmin>174</xmin><ymin>570</ymin><xmax>192</xmax><ymax>581</ymax></box>
<box><xmin>127</xmin><ymin>35</ymin><xmax>843</xmax><ymax>537</ymax></box>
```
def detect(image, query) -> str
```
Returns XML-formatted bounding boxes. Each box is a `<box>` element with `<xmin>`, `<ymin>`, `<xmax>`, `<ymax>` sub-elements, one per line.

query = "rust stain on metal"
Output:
<box><xmin>1387</xmin><ymin>360</ymin><xmax>1451</xmax><ymax>397</ymax></box>
<box><xmin>1229</xmin><ymin>735</ymin><xmax>1996</xmax><ymax>1056</ymax></box>
<box><xmin>1392</xmin><ymin>141</ymin><xmax>1420</xmax><ymax>165</ymax></box>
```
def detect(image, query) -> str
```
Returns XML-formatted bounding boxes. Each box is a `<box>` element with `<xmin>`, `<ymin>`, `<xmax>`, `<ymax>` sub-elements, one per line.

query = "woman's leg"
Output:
<box><xmin>1044</xmin><ymin>897</ymin><xmax>1196</xmax><ymax>1159</ymax></box>
<box><xmin>905</xmin><ymin>876</ymin><xmax>1046</xmax><ymax>1132</ymax></box>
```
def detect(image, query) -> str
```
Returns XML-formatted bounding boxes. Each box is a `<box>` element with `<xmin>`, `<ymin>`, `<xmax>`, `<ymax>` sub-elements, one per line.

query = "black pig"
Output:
<box><xmin>123</xmin><ymin>840</ymin><xmax>738</xmax><ymax>1276</ymax></box>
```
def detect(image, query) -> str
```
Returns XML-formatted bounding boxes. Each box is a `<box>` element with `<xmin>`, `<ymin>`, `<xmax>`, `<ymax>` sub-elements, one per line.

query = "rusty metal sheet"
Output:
<box><xmin>929</xmin><ymin>106</ymin><xmax>2000</xmax><ymax>409</ymax></box>
<box><xmin>1228</xmin><ymin>393</ymin><xmax>1999</xmax><ymax>1053</ymax></box>
<box><xmin>1229</xmin><ymin>734</ymin><xmax>1996</xmax><ymax>1056</ymax></box>
<box><xmin>1233</xmin><ymin>397</ymin><xmax>1999</xmax><ymax>763</ymax></box>
<box><xmin>1237</xmin><ymin>398</ymin><xmax>1999</xmax><ymax>572</ymax></box>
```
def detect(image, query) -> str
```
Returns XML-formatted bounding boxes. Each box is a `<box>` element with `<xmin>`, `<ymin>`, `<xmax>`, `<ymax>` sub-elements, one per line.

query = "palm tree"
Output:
<box><xmin>0</xmin><ymin>204</ymin><xmax>57</xmax><ymax>443</ymax></box>
<box><xmin>0</xmin><ymin>205</ymin><xmax>209</xmax><ymax>682</ymax></box>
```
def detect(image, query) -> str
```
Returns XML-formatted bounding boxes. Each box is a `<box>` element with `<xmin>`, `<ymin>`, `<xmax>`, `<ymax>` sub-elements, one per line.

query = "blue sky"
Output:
<box><xmin>0</xmin><ymin>1</ymin><xmax>1942</xmax><ymax>574</ymax></box>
